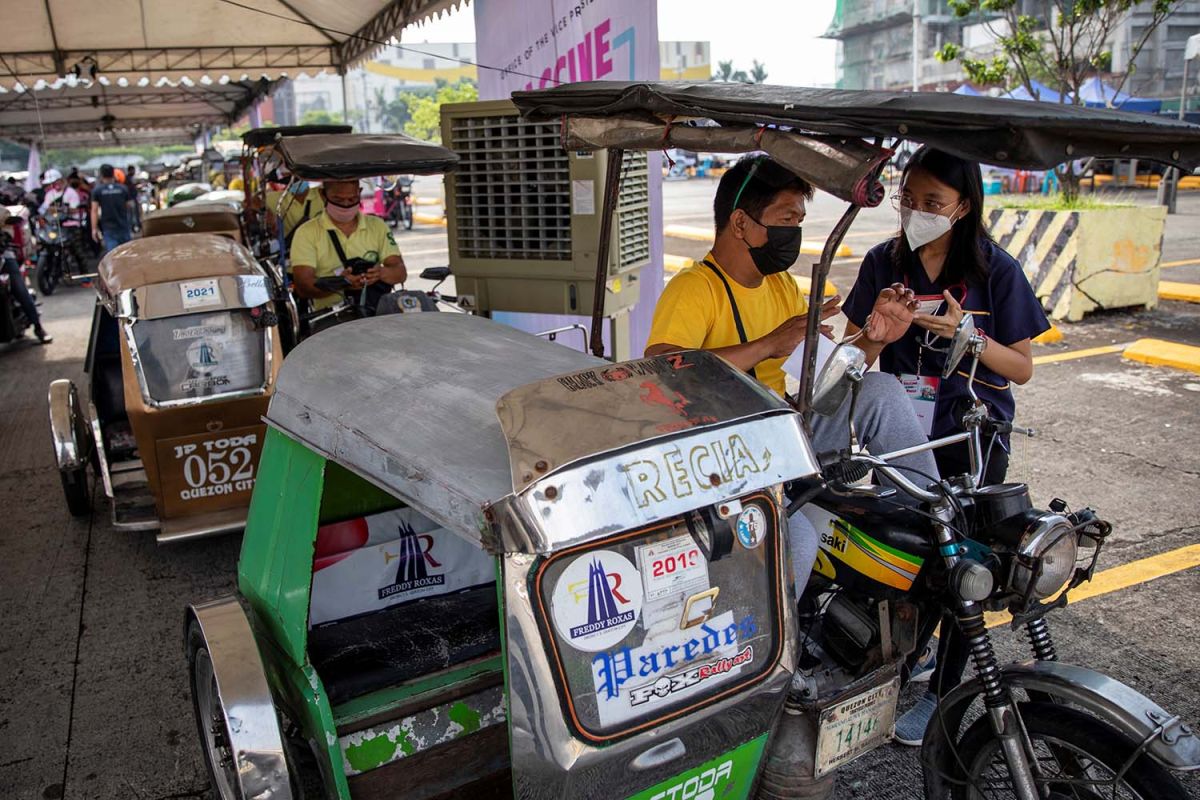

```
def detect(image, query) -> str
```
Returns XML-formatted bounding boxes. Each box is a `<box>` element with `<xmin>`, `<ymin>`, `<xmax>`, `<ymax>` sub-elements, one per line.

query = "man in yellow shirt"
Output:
<box><xmin>290</xmin><ymin>179</ymin><xmax>407</xmax><ymax>321</ymax></box>
<box><xmin>266</xmin><ymin>180</ymin><xmax>324</xmax><ymax>244</ymax></box>
<box><xmin>646</xmin><ymin>155</ymin><xmax>937</xmax><ymax>602</ymax></box>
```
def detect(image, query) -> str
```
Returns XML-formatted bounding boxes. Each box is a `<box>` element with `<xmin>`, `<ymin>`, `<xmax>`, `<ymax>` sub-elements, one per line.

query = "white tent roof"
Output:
<box><xmin>1</xmin><ymin>0</ymin><xmax>467</xmax><ymax>89</ymax></box>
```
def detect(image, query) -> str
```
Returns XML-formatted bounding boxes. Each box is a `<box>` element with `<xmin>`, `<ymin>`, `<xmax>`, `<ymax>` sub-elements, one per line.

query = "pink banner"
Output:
<box><xmin>474</xmin><ymin>0</ymin><xmax>664</xmax><ymax>358</ymax></box>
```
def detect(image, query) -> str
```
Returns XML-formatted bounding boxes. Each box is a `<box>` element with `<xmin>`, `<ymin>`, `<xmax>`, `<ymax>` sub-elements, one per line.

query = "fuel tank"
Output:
<box><xmin>801</xmin><ymin>491</ymin><xmax>937</xmax><ymax>599</ymax></box>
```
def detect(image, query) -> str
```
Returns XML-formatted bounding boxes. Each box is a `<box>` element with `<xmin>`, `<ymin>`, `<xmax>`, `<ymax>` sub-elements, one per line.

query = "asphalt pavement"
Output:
<box><xmin>1</xmin><ymin>179</ymin><xmax>1198</xmax><ymax>800</ymax></box>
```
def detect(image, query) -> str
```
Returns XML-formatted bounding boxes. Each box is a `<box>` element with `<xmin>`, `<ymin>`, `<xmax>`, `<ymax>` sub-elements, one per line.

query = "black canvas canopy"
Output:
<box><xmin>241</xmin><ymin>124</ymin><xmax>352</xmax><ymax>149</ymax></box>
<box><xmin>278</xmin><ymin>133</ymin><xmax>459</xmax><ymax>180</ymax></box>
<box><xmin>512</xmin><ymin>81</ymin><xmax>1200</xmax><ymax>172</ymax></box>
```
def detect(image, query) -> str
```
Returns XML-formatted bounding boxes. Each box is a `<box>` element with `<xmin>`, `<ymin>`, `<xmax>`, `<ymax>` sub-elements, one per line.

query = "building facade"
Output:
<box><xmin>827</xmin><ymin>0</ymin><xmax>1200</xmax><ymax>108</ymax></box>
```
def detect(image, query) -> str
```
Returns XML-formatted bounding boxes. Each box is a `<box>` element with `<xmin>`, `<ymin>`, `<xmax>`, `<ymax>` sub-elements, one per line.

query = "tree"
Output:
<box><xmin>750</xmin><ymin>60</ymin><xmax>769</xmax><ymax>84</ymax></box>
<box><xmin>403</xmin><ymin>78</ymin><xmax>478</xmax><ymax>142</ymax></box>
<box><xmin>373</xmin><ymin>88</ymin><xmax>411</xmax><ymax>133</ymax></box>
<box><xmin>936</xmin><ymin>0</ymin><xmax>1183</xmax><ymax>200</ymax></box>
<box><xmin>300</xmin><ymin>109</ymin><xmax>346</xmax><ymax>126</ymax></box>
<box><xmin>714</xmin><ymin>60</ymin><xmax>735</xmax><ymax>82</ymax></box>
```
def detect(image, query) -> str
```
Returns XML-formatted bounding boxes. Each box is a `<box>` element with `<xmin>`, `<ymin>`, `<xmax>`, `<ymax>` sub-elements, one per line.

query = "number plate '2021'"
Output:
<box><xmin>814</xmin><ymin>677</ymin><xmax>900</xmax><ymax>777</ymax></box>
<box><xmin>179</xmin><ymin>278</ymin><xmax>222</xmax><ymax>310</ymax></box>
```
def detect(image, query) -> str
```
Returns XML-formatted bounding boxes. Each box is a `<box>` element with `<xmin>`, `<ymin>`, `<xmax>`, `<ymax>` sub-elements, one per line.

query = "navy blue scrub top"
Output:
<box><xmin>842</xmin><ymin>238</ymin><xmax>1050</xmax><ymax>445</ymax></box>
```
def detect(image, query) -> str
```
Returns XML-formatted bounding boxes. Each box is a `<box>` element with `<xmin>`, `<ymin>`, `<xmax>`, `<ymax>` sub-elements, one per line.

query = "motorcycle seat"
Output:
<box><xmin>308</xmin><ymin>584</ymin><xmax>501</xmax><ymax>705</ymax></box>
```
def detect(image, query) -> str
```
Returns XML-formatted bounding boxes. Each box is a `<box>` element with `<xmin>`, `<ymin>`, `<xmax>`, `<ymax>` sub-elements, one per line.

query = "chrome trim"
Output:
<box><xmin>124</xmin><ymin>275</ymin><xmax>273</xmax><ymax>322</ymax></box>
<box><xmin>47</xmin><ymin>379</ymin><xmax>84</xmax><ymax>471</ymax></box>
<box><xmin>157</xmin><ymin>510</ymin><xmax>247</xmax><ymax>544</ymax></box>
<box><xmin>88</xmin><ymin>401</ymin><xmax>114</xmax><ymax>499</ymax></box>
<box><xmin>122</xmin><ymin>317</ymin><xmax>275</xmax><ymax>411</ymax></box>
<box><xmin>186</xmin><ymin>598</ymin><xmax>293</xmax><ymax>800</ymax></box>
<box><xmin>485</xmin><ymin>412</ymin><xmax>820</xmax><ymax>554</ymax></box>
<box><xmin>923</xmin><ymin>659</ymin><xmax>1200</xmax><ymax>797</ymax></box>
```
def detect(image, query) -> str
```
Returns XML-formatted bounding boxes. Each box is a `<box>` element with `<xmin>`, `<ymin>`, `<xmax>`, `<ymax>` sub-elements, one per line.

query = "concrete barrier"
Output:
<box><xmin>988</xmin><ymin>206</ymin><xmax>1167</xmax><ymax>322</ymax></box>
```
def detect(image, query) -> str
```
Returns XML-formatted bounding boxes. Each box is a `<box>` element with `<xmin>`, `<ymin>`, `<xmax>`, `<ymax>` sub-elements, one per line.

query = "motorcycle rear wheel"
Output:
<box><xmin>950</xmin><ymin>701</ymin><xmax>1187</xmax><ymax>800</ymax></box>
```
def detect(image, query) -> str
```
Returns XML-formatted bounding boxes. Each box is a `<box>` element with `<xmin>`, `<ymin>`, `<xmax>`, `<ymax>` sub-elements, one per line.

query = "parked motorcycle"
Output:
<box><xmin>382</xmin><ymin>175</ymin><xmax>415</xmax><ymax>230</ymax></box>
<box><xmin>33</xmin><ymin>208</ymin><xmax>82</xmax><ymax>295</ymax></box>
<box><xmin>765</xmin><ymin>314</ymin><xmax>1194</xmax><ymax>799</ymax></box>
<box><xmin>0</xmin><ymin>218</ymin><xmax>33</xmax><ymax>344</ymax></box>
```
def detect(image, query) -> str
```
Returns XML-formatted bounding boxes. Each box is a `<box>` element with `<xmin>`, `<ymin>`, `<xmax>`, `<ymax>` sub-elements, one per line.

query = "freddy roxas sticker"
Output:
<box><xmin>551</xmin><ymin>550</ymin><xmax>644</xmax><ymax>652</ymax></box>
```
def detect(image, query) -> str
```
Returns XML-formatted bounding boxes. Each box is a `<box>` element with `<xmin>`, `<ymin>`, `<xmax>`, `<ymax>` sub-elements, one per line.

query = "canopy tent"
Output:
<box><xmin>512</xmin><ymin>82</ymin><xmax>1200</xmax><ymax>173</ymax></box>
<box><xmin>0</xmin><ymin>78</ymin><xmax>273</xmax><ymax>147</ymax></box>
<box><xmin>1004</xmin><ymin>79</ymin><xmax>1063</xmax><ymax>103</ymax></box>
<box><xmin>952</xmin><ymin>83</ymin><xmax>983</xmax><ymax>96</ymax></box>
<box><xmin>0</xmin><ymin>0</ymin><xmax>467</xmax><ymax>90</ymax></box>
<box><xmin>1073</xmin><ymin>76</ymin><xmax>1163</xmax><ymax>114</ymax></box>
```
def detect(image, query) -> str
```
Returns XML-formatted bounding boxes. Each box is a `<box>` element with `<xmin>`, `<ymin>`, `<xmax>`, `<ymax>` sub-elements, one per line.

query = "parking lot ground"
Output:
<box><xmin>1</xmin><ymin>179</ymin><xmax>1198</xmax><ymax>799</ymax></box>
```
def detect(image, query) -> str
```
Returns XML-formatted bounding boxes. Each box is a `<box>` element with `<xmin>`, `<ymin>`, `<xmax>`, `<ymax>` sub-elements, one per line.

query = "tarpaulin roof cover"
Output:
<box><xmin>512</xmin><ymin>81</ymin><xmax>1200</xmax><ymax>171</ymax></box>
<box><xmin>0</xmin><ymin>0</ymin><xmax>466</xmax><ymax>89</ymax></box>
<box><xmin>279</xmin><ymin>133</ymin><xmax>459</xmax><ymax>179</ymax></box>
<box><xmin>0</xmin><ymin>78</ymin><xmax>273</xmax><ymax>145</ymax></box>
<box><xmin>952</xmin><ymin>83</ymin><xmax>983</xmax><ymax>96</ymax></box>
<box><xmin>241</xmin><ymin>124</ymin><xmax>353</xmax><ymax>149</ymax></box>
<box><xmin>1073</xmin><ymin>76</ymin><xmax>1163</xmax><ymax>114</ymax></box>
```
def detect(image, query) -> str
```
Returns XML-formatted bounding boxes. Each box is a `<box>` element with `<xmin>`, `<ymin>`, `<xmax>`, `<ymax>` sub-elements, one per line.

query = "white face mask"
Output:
<box><xmin>901</xmin><ymin>204</ymin><xmax>961</xmax><ymax>251</ymax></box>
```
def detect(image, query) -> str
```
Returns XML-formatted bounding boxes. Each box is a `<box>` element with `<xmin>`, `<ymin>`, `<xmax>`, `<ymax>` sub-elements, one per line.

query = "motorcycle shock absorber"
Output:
<box><xmin>957</xmin><ymin>605</ymin><xmax>1006</xmax><ymax>707</ymax></box>
<box><xmin>1025</xmin><ymin>617</ymin><xmax>1057</xmax><ymax>662</ymax></box>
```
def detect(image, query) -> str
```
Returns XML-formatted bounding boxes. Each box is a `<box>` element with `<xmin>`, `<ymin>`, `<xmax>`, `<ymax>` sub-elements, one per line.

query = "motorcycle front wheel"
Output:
<box><xmin>951</xmin><ymin>701</ymin><xmax>1188</xmax><ymax>800</ymax></box>
<box><xmin>36</xmin><ymin>252</ymin><xmax>59</xmax><ymax>295</ymax></box>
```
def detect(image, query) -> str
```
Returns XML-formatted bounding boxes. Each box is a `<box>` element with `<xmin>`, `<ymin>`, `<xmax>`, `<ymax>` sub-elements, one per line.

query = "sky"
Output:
<box><xmin>404</xmin><ymin>0</ymin><xmax>840</xmax><ymax>87</ymax></box>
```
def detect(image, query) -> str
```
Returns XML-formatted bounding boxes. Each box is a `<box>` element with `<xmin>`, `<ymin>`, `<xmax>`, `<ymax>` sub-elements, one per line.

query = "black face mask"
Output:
<box><xmin>745</xmin><ymin>215</ymin><xmax>803</xmax><ymax>275</ymax></box>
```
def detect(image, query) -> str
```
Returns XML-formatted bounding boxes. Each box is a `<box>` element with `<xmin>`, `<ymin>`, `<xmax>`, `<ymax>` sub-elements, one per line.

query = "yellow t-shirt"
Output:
<box><xmin>266</xmin><ymin>188</ymin><xmax>325</xmax><ymax>237</ymax></box>
<box><xmin>290</xmin><ymin>212</ymin><xmax>400</xmax><ymax>310</ymax></box>
<box><xmin>647</xmin><ymin>253</ymin><xmax>808</xmax><ymax>396</ymax></box>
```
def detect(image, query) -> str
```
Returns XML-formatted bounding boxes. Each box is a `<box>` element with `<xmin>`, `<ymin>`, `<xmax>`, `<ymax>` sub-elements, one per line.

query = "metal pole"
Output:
<box><xmin>1161</xmin><ymin>51</ymin><xmax>1191</xmax><ymax>213</ymax></box>
<box><xmin>590</xmin><ymin>148</ymin><xmax>625</xmax><ymax>359</ymax></box>
<box><xmin>911</xmin><ymin>0</ymin><xmax>921</xmax><ymax>92</ymax></box>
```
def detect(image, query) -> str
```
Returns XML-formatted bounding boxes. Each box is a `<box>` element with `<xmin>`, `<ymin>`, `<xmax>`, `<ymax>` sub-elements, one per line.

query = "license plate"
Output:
<box><xmin>813</xmin><ymin>677</ymin><xmax>900</xmax><ymax>777</ymax></box>
<box><xmin>180</xmin><ymin>278</ymin><xmax>222</xmax><ymax>309</ymax></box>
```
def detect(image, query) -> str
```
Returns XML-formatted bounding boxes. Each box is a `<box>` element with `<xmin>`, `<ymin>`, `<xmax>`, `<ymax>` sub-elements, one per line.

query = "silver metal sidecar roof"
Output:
<box><xmin>266</xmin><ymin>314</ymin><xmax>603</xmax><ymax>536</ymax></box>
<box><xmin>265</xmin><ymin>314</ymin><xmax>818</xmax><ymax>552</ymax></box>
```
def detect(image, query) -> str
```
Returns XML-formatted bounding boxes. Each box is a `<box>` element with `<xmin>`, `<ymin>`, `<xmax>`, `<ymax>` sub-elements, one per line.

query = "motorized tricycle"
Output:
<box><xmin>185</xmin><ymin>82</ymin><xmax>1200</xmax><ymax>799</ymax></box>
<box><xmin>271</xmin><ymin>132</ymin><xmax>459</xmax><ymax>332</ymax></box>
<box><xmin>47</xmin><ymin>232</ymin><xmax>283</xmax><ymax>542</ymax></box>
<box><xmin>142</xmin><ymin>200</ymin><xmax>246</xmax><ymax>242</ymax></box>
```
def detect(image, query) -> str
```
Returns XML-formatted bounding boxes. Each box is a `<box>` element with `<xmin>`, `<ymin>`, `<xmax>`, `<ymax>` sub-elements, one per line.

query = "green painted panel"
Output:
<box><xmin>331</xmin><ymin>655</ymin><xmax>503</xmax><ymax>727</ymax></box>
<box><xmin>623</xmin><ymin>734</ymin><xmax>768</xmax><ymax>800</ymax></box>
<box><xmin>319</xmin><ymin>460</ymin><xmax>402</xmax><ymax>524</ymax></box>
<box><xmin>239</xmin><ymin>427</ymin><xmax>325</xmax><ymax>667</ymax></box>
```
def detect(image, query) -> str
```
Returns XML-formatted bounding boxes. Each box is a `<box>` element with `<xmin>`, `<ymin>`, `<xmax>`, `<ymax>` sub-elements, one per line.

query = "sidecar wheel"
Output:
<box><xmin>61</xmin><ymin>466</ymin><xmax>90</xmax><ymax>517</ymax></box>
<box><xmin>186</xmin><ymin>602</ymin><xmax>294</xmax><ymax>800</ymax></box>
<box><xmin>950</xmin><ymin>701</ymin><xmax>1187</xmax><ymax>800</ymax></box>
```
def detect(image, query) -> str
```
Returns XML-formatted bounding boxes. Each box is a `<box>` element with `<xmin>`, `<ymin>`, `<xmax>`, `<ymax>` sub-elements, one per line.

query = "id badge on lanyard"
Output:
<box><xmin>900</xmin><ymin>290</ymin><xmax>953</xmax><ymax>436</ymax></box>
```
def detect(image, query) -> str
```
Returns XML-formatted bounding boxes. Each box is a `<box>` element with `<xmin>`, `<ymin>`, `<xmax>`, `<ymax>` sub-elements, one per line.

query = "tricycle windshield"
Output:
<box><xmin>130</xmin><ymin>309</ymin><xmax>266</xmax><ymax>402</ymax></box>
<box><xmin>534</xmin><ymin>491</ymin><xmax>783</xmax><ymax>740</ymax></box>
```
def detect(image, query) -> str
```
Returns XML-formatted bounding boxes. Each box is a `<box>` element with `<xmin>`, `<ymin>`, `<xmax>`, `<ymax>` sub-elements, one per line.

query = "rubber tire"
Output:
<box><xmin>950</xmin><ymin>701</ymin><xmax>1188</xmax><ymax>800</ymax></box>
<box><xmin>187</xmin><ymin>622</ymin><xmax>245</xmax><ymax>800</ymax></box>
<box><xmin>37</xmin><ymin>253</ymin><xmax>58</xmax><ymax>296</ymax></box>
<box><xmin>403</xmin><ymin>208</ymin><xmax>413</xmax><ymax>230</ymax></box>
<box><xmin>61</xmin><ymin>466</ymin><xmax>90</xmax><ymax>517</ymax></box>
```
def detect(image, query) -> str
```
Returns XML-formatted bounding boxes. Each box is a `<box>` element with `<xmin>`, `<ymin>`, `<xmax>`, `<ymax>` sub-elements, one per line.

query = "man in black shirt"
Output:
<box><xmin>89</xmin><ymin>164</ymin><xmax>134</xmax><ymax>253</ymax></box>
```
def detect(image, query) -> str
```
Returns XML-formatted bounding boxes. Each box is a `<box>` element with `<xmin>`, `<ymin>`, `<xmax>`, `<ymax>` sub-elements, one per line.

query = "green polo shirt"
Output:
<box><xmin>290</xmin><ymin>211</ymin><xmax>400</xmax><ymax>310</ymax></box>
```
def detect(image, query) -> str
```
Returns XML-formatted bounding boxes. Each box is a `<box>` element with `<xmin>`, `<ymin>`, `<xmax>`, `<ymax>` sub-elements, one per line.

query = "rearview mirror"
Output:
<box><xmin>419</xmin><ymin>266</ymin><xmax>451</xmax><ymax>282</ymax></box>
<box><xmin>941</xmin><ymin>313</ymin><xmax>979</xmax><ymax>379</ymax></box>
<box><xmin>811</xmin><ymin>343</ymin><xmax>867</xmax><ymax>417</ymax></box>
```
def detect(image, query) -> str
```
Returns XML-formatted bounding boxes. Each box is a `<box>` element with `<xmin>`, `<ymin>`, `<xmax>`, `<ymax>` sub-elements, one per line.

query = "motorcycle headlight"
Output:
<box><xmin>1009</xmin><ymin>514</ymin><xmax>1076</xmax><ymax>600</ymax></box>
<box><xmin>48</xmin><ymin>231</ymin><xmax>58</xmax><ymax>240</ymax></box>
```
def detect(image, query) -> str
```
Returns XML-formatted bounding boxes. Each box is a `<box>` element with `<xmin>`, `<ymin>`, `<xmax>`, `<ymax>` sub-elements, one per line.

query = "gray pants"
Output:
<box><xmin>786</xmin><ymin>372</ymin><xmax>940</xmax><ymax>595</ymax></box>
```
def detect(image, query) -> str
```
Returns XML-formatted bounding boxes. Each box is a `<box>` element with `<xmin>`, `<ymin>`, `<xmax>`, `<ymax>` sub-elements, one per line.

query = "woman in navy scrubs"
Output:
<box><xmin>842</xmin><ymin>145</ymin><xmax>1050</xmax><ymax>484</ymax></box>
<box><xmin>841</xmin><ymin>145</ymin><xmax>1050</xmax><ymax>744</ymax></box>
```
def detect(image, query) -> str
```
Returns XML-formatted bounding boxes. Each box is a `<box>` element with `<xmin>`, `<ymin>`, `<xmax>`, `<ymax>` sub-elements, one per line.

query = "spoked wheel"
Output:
<box><xmin>951</xmin><ymin>702</ymin><xmax>1188</xmax><ymax>800</ymax></box>
<box><xmin>189</xmin><ymin>638</ymin><xmax>243</xmax><ymax>799</ymax></box>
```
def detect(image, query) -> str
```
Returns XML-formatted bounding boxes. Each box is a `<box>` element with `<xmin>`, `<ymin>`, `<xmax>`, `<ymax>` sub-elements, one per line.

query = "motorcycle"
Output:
<box><xmin>511</xmin><ymin>80</ymin><xmax>1200</xmax><ymax>799</ymax></box>
<box><xmin>0</xmin><ymin>214</ymin><xmax>33</xmax><ymax>343</ymax></box>
<box><xmin>382</xmin><ymin>175</ymin><xmax>415</xmax><ymax>230</ymax></box>
<box><xmin>33</xmin><ymin>208</ymin><xmax>83</xmax><ymax>295</ymax></box>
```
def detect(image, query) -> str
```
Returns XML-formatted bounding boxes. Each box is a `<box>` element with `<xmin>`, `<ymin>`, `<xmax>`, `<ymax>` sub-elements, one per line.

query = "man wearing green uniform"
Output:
<box><xmin>290</xmin><ymin>179</ymin><xmax>407</xmax><ymax>316</ymax></box>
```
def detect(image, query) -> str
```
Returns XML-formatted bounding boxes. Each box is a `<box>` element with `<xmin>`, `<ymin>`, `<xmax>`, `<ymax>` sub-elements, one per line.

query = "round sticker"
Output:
<box><xmin>736</xmin><ymin>506</ymin><xmax>767</xmax><ymax>550</ymax></box>
<box><xmin>551</xmin><ymin>550</ymin><xmax>644</xmax><ymax>652</ymax></box>
<box><xmin>186</xmin><ymin>339</ymin><xmax>221</xmax><ymax>374</ymax></box>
